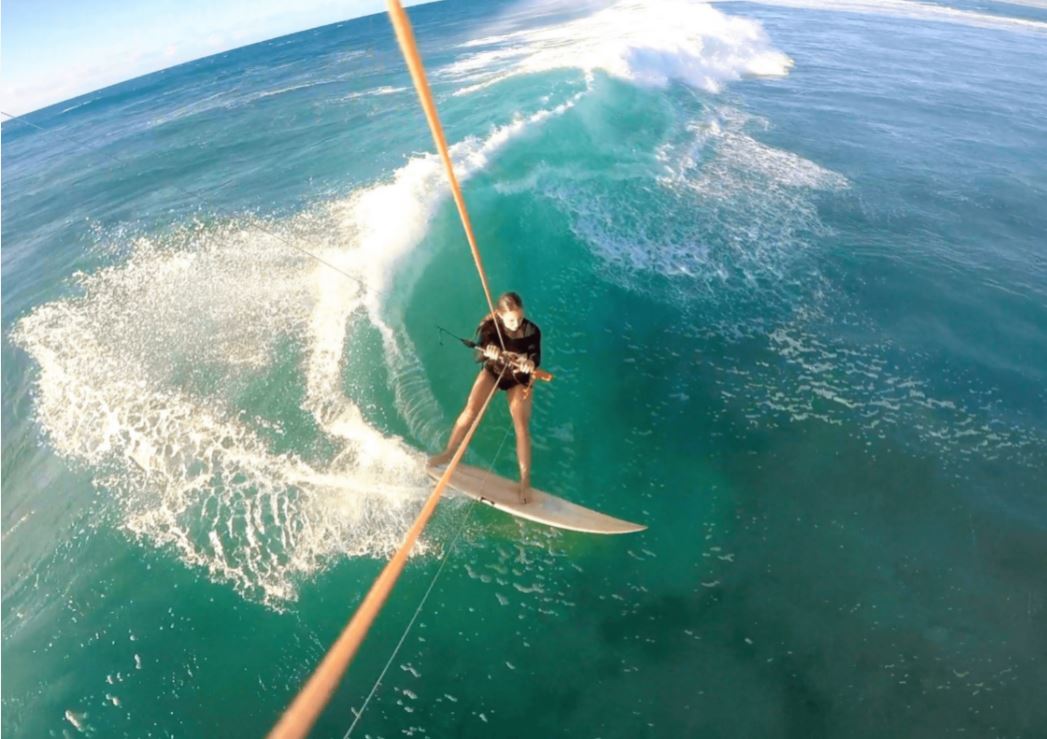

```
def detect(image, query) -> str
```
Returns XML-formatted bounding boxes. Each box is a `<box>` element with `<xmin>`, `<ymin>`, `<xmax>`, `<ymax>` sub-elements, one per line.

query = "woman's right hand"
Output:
<box><xmin>483</xmin><ymin>344</ymin><xmax>501</xmax><ymax>361</ymax></box>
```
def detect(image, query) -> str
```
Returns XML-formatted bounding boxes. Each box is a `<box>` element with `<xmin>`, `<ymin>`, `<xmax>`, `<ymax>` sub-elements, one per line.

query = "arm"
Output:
<box><xmin>474</xmin><ymin>317</ymin><xmax>500</xmax><ymax>363</ymax></box>
<box><xmin>526</xmin><ymin>325</ymin><xmax>541</xmax><ymax>369</ymax></box>
<box><xmin>512</xmin><ymin>324</ymin><xmax>541</xmax><ymax>375</ymax></box>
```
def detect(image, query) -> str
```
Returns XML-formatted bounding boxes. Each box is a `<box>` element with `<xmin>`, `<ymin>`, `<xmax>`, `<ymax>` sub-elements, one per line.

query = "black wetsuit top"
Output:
<box><xmin>476</xmin><ymin>316</ymin><xmax>542</xmax><ymax>390</ymax></box>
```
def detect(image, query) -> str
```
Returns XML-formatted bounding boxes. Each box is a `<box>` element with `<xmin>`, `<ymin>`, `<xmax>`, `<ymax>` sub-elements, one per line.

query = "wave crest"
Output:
<box><xmin>445</xmin><ymin>0</ymin><xmax>792</xmax><ymax>95</ymax></box>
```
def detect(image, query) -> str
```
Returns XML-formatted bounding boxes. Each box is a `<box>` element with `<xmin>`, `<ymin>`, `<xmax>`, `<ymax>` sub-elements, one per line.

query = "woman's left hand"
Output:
<box><xmin>516</xmin><ymin>357</ymin><xmax>535</xmax><ymax>374</ymax></box>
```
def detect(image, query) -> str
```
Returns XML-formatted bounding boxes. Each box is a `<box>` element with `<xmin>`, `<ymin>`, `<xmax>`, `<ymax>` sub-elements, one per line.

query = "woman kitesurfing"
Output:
<box><xmin>427</xmin><ymin>291</ymin><xmax>541</xmax><ymax>503</ymax></box>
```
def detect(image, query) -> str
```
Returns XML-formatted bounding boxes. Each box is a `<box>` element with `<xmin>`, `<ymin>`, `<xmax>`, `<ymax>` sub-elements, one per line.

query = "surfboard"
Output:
<box><xmin>426</xmin><ymin>463</ymin><xmax>646</xmax><ymax>535</ymax></box>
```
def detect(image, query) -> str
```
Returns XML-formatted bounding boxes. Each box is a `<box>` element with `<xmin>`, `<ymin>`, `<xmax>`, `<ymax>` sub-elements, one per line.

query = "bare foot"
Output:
<box><xmin>517</xmin><ymin>481</ymin><xmax>532</xmax><ymax>505</ymax></box>
<box><xmin>427</xmin><ymin>452</ymin><xmax>452</xmax><ymax>468</ymax></box>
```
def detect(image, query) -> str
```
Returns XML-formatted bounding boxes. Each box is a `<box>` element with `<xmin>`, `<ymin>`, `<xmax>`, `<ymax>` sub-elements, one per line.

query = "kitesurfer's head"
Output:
<box><xmin>497</xmin><ymin>291</ymin><xmax>524</xmax><ymax>332</ymax></box>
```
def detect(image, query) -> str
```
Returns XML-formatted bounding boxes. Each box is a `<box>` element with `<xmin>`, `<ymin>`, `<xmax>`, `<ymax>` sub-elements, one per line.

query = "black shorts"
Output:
<box><xmin>485</xmin><ymin>365</ymin><xmax>531</xmax><ymax>391</ymax></box>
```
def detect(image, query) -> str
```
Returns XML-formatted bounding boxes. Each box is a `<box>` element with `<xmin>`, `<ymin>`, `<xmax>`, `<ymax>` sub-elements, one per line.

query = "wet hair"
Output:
<box><xmin>497</xmin><ymin>292</ymin><xmax>523</xmax><ymax>312</ymax></box>
<box><xmin>479</xmin><ymin>292</ymin><xmax>524</xmax><ymax>332</ymax></box>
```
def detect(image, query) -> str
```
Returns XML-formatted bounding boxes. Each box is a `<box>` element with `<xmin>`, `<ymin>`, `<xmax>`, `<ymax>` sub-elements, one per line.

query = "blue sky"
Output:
<box><xmin>1</xmin><ymin>0</ymin><xmax>432</xmax><ymax>114</ymax></box>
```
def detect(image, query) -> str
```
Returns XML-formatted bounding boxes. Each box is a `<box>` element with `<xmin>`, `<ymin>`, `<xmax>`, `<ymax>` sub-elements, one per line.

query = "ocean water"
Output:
<box><xmin>3</xmin><ymin>0</ymin><xmax>1046</xmax><ymax>736</ymax></box>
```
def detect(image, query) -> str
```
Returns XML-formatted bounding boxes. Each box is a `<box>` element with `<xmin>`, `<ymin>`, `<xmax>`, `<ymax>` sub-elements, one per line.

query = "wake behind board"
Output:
<box><xmin>426</xmin><ymin>463</ymin><xmax>646</xmax><ymax>535</ymax></box>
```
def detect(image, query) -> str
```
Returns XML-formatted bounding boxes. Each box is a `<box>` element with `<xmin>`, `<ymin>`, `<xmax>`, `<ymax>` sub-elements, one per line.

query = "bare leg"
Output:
<box><xmin>429</xmin><ymin>369</ymin><xmax>498</xmax><ymax>467</ymax></box>
<box><xmin>507</xmin><ymin>384</ymin><xmax>534</xmax><ymax>503</ymax></box>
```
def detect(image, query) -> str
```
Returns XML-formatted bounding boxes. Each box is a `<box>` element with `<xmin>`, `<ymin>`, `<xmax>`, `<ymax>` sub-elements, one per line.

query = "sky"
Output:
<box><xmin>1</xmin><ymin>0</ymin><xmax>434</xmax><ymax>114</ymax></box>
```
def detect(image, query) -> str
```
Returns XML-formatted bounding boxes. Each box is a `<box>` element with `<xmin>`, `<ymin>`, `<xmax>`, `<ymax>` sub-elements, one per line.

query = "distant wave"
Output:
<box><xmin>253</xmin><ymin>80</ymin><xmax>333</xmax><ymax>100</ymax></box>
<box><xmin>60</xmin><ymin>98</ymin><xmax>97</xmax><ymax>114</ymax></box>
<box><xmin>720</xmin><ymin>0</ymin><xmax>1047</xmax><ymax>33</ymax></box>
<box><xmin>148</xmin><ymin>78</ymin><xmax>342</xmax><ymax>126</ymax></box>
<box><xmin>343</xmin><ymin>85</ymin><xmax>409</xmax><ymax>100</ymax></box>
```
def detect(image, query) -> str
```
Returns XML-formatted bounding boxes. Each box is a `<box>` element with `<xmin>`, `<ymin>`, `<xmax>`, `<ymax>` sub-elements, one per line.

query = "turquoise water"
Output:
<box><xmin>3</xmin><ymin>0</ymin><xmax>1047</xmax><ymax>736</ymax></box>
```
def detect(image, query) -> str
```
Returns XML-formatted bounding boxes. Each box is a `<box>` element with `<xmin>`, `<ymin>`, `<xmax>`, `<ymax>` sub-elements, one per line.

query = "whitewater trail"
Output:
<box><xmin>11</xmin><ymin>95</ymin><xmax>586</xmax><ymax>606</ymax></box>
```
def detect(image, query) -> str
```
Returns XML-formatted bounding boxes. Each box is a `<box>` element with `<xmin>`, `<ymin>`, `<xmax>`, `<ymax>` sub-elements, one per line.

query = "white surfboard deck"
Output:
<box><xmin>426</xmin><ymin>463</ymin><xmax>646</xmax><ymax>535</ymax></box>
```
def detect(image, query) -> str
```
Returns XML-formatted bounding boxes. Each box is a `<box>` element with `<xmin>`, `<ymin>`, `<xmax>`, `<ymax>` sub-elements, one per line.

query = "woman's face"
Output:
<box><xmin>499</xmin><ymin>308</ymin><xmax>524</xmax><ymax>332</ymax></box>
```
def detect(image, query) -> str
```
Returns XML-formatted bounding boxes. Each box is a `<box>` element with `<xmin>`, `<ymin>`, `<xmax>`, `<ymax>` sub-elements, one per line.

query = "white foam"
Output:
<box><xmin>343</xmin><ymin>85</ymin><xmax>409</xmax><ymax>100</ymax></box>
<box><xmin>253</xmin><ymin>80</ymin><xmax>333</xmax><ymax>101</ymax></box>
<box><xmin>60</xmin><ymin>98</ymin><xmax>97</xmax><ymax>115</ymax></box>
<box><xmin>444</xmin><ymin>0</ymin><xmax>793</xmax><ymax>95</ymax></box>
<box><xmin>12</xmin><ymin>99</ymin><xmax>578</xmax><ymax>607</ymax></box>
<box><xmin>64</xmin><ymin>710</ymin><xmax>87</xmax><ymax>733</ymax></box>
<box><xmin>538</xmin><ymin>105</ymin><xmax>846</xmax><ymax>311</ymax></box>
<box><xmin>13</xmin><ymin>224</ymin><xmax>425</xmax><ymax>606</ymax></box>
